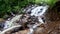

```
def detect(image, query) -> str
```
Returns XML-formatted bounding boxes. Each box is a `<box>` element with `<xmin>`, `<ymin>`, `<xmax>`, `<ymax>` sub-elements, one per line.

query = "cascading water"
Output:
<box><xmin>0</xmin><ymin>5</ymin><xmax>49</xmax><ymax>34</ymax></box>
<box><xmin>24</xmin><ymin>5</ymin><xmax>49</xmax><ymax>23</ymax></box>
<box><xmin>31</xmin><ymin>5</ymin><xmax>49</xmax><ymax>16</ymax></box>
<box><xmin>31</xmin><ymin>5</ymin><xmax>49</xmax><ymax>23</ymax></box>
<box><xmin>26</xmin><ymin>5</ymin><xmax>49</xmax><ymax>34</ymax></box>
<box><xmin>0</xmin><ymin>0</ymin><xmax>57</xmax><ymax>34</ymax></box>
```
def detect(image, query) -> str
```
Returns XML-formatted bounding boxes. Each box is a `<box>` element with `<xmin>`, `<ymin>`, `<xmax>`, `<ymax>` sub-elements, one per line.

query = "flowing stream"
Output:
<box><xmin>26</xmin><ymin>5</ymin><xmax>49</xmax><ymax>34</ymax></box>
<box><xmin>30</xmin><ymin>5</ymin><xmax>49</xmax><ymax>23</ymax></box>
<box><xmin>0</xmin><ymin>4</ymin><xmax>49</xmax><ymax>34</ymax></box>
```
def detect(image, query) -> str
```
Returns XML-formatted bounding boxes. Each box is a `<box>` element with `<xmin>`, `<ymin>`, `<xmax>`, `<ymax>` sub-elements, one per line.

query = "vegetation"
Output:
<box><xmin>35</xmin><ymin>0</ymin><xmax>57</xmax><ymax>6</ymax></box>
<box><xmin>0</xmin><ymin>0</ymin><xmax>34</xmax><ymax>18</ymax></box>
<box><xmin>0</xmin><ymin>0</ymin><xmax>57</xmax><ymax>18</ymax></box>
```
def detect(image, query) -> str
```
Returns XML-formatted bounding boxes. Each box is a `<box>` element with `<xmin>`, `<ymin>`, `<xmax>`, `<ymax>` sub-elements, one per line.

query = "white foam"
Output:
<box><xmin>30</xmin><ymin>5</ymin><xmax>49</xmax><ymax>23</ymax></box>
<box><xmin>31</xmin><ymin>5</ymin><xmax>49</xmax><ymax>16</ymax></box>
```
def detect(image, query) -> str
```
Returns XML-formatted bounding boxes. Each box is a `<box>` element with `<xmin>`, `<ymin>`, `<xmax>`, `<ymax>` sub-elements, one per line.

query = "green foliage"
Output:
<box><xmin>0</xmin><ymin>0</ymin><xmax>33</xmax><ymax>18</ymax></box>
<box><xmin>0</xmin><ymin>0</ymin><xmax>57</xmax><ymax>18</ymax></box>
<box><xmin>35</xmin><ymin>0</ymin><xmax>57</xmax><ymax>6</ymax></box>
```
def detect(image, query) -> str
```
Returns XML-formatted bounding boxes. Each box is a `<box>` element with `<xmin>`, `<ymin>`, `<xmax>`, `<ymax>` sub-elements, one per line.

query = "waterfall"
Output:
<box><xmin>27</xmin><ymin>5</ymin><xmax>49</xmax><ymax>34</ymax></box>
<box><xmin>28</xmin><ymin>5</ymin><xmax>49</xmax><ymax>23</ymax></box>
<box><xmin>1</xmin><ymin>4</ymin><xmax>49</xmax><ymax>34</ymax></box>
<box><xmin>31</xmin><ymin>5</ymin><xmax>49</xmax><ymax>16</ymax></box>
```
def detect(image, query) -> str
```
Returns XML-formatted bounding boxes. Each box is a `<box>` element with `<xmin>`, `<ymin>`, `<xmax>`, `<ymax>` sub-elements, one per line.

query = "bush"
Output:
<box><xmin>0</xmin><ymin>0</ymin><xmax>34</xmax><ymax>18</ymax></box>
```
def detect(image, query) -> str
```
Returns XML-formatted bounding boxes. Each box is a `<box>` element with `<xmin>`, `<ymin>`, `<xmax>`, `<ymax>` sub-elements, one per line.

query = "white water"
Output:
<box><xmin>1</xmin><ymin>5</ymin><xmax>49</xmax><ymax>34</ymax></box>
<box><xmin>31</xmin><ymin>5</ymin><xmax>49</xmax><ymax>16</ymax></box>
<box><xmin>28</xmin><ymin>5</ymin><xmax>49</xmax><ymax>34</ymax></box>
<box><xmin>30</xmin><ymin>5</ymin><xmax>49</xmax><ymax>23</ymax></box>
<box><xmin>4</xmin><ymin>15</ymin><xmax>22</xmax><ymax>29</ymax></box>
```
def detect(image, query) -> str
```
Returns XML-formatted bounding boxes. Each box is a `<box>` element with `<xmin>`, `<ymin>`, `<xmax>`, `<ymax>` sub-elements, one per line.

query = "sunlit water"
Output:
<box><xmin>4</xmin><ymin>5</ymin><xmax>49</xmax><ymax>29</ymax></box>
<box><xmin>31</xmin><ymin>5</ymin><xmax>49</xmax><ymax>16</ymax></box>
<box><xmin>32</xmin><ymin>6</ymin><xmax>48</xmax><ymax>23</ymax></box>
<box><xmin>26</xmin><ymin>5</ymin><xmax>49</xmax><ymax>34</ymax></box>
<box><xmin>1</xmin><ymin>5</ymin><xmax>49</xmax><ymax>34</ymax></box>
